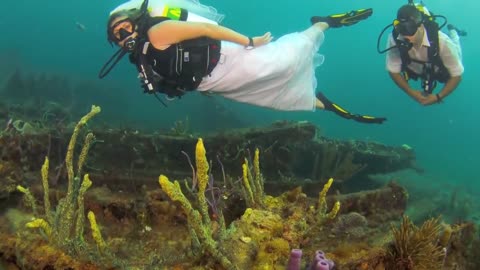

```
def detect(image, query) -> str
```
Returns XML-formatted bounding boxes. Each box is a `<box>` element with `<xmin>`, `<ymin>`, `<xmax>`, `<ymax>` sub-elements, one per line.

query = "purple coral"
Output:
<box><xmin>287</xmin><ymin>249</ymin><xmax>335</xmax><ymax>270</ymax></box>
<box><xmin>287</xmin><ymin>249</ymin><xmax>302</xmax><ymax>270</ymax></box>
<box><xmin>309</xmin><ymin>250</ymin><xmax>335</xmax><ymax>270</ymax></box>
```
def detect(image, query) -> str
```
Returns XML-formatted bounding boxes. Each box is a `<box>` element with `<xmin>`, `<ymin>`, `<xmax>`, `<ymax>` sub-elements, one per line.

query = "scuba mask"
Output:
<box><xmin>99</xmin><ymin>0</ymin><xmax>150</xmax><ymax>79</ymax></box>
<box><xmin>393</xmin><ymin>18</ymin><xmax>422</xmax><ymax>36</ymax></box>
<box><xmin>108</xmin><ymin>18</ymin><xmax>138</xmax><ymax>51</ymax></box>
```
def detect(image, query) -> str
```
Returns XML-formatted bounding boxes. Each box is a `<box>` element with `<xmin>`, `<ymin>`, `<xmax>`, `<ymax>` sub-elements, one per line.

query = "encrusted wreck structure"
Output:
<box><xmin>0</xmin><ymin>103</ymin><xmax>478</xmax><ymax>270</ymax></box>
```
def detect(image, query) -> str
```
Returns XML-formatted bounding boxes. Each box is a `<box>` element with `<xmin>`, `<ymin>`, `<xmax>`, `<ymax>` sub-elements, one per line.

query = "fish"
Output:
<box><xmin>75</xmin><ymin>21</ymin><xmax>86</xmax><ymax>32</ymax></box>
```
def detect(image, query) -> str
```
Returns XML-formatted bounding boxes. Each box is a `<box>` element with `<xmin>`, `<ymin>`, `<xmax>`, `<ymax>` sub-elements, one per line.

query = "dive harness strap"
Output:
<box><xmin>316</xmin><ymin>92</ymin><xmax>387</xmax><ymax>124</ymax></box>
<box><xmin>134</xmin><ymin>37</ymin><xmax>221</xmax><ymax>99</ymax></box>
<box><xmin>136</xmin><ymin>42</ymin><xmax>168</xmax><ymax>107</ymax></box>
<box><xmin>393</xmin><ymin>17</ymin><xmax>450</xmax><ymax>94</ymax></box>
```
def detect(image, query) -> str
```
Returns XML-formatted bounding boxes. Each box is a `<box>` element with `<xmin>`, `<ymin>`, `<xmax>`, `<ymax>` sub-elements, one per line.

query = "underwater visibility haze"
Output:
<box><xmin>0</xmin><ymin>0</ymin><xmax>479</xmax><ymax>269</ymax></box>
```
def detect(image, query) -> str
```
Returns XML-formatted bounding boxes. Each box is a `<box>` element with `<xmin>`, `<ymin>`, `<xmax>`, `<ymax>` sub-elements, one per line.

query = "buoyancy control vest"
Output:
<box><xmin>118</xmin><ymin>2</ymin><xmax>222</xmax><ymax>98</ymax></box>
<box><xmin>130</xmin><ymin>15</ymin><xmax>221</xmax><ymax>98</ymax></box>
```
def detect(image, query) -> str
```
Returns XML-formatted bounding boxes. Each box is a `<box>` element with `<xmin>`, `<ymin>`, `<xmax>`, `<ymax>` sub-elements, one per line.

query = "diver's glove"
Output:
<box><xmin>311</xmin><ymin>8</ymin><xmax>373</xmax><ymax>28</ymax></box>
<box><xmin>316</xmin><ymin>92</ymin><xmax>387</xmax><ymax>124</ymax></box>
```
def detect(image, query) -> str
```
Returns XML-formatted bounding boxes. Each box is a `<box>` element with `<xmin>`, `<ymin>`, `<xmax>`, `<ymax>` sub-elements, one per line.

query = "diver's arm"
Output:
<box><xmin>437</xmin><ymin>75</ymin><xmax>461</xmax><ymax>101</ymax></box>
<box><xmin>388</xmin><ymin>72</ymin><xmax>417</xmax><ymax>99</ymax></box>
<box><xmin>148</xmin><ymin>20</ymin><xmax>271</xmax><ymax>48</ymax></box>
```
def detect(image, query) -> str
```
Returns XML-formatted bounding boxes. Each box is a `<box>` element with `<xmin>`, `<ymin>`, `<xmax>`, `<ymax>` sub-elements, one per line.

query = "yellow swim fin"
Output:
<box><xmin>311</xmin><ymin>8</ymin><xmax>373</xmax><ymax>28</ymax></box>
<box><xmin>316</xmin><ymin>92</ymin><xmax>387</xmax><ymax>124</ymax></box>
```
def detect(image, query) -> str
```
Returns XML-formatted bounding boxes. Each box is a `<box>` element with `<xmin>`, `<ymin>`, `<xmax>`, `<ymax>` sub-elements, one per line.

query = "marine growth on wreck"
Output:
<box><xmin>0</xmin><ymin>70</ymin><xmax>479</xmax><ymax>270</ymax></box>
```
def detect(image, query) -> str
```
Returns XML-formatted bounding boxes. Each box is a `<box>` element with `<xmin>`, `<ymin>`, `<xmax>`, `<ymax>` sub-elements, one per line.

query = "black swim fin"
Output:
<box><xmin>447</xmin><ymin>24</ymin><xmax>467</xmax><ymax>37</ymax></box>
<box><xmin>316</xmin><ymin>92</ymin><xmax>387</xmax><ymax>124</ymax></box>
<box><xmin>311</xmin><ymin>8</ymin><xmax>373</xmax><ymax>28</ymax></box>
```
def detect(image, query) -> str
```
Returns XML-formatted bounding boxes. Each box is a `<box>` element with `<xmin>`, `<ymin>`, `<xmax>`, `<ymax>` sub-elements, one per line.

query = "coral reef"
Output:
<box><xmin>10</xmin><ymin>105</ymin><xmax>118</xmax><ymax>268</ymax></box>
<box><xmin>0</xmin><ymin>102</ymin><xmax>477</xmax><ymax>269</ymax></box>
<box><xmin>240</xmin><ymin>149</ymin><xmax>265</xmax><ymax>208</ymax></box>
<box><xmin>384</xmin><ymin>216</ymin><xmax>445</xmax><ymax>270</ymax></box>
<box><xmin>159</xmin><ymin>138</ymin><xmax>234</xmax><ymax>269</ymax></box>
<box><xmin>287</xmin><ymin>249</ymin><xmax>335</xmax><ymax>270</ymax></box>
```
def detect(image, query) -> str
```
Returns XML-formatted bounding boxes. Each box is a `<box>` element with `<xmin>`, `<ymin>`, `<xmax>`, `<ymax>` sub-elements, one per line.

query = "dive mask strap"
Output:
<box><xmin>98</xmin><ymin>48</ymin><xmax>128</xmax><ymax>79</ymax></box>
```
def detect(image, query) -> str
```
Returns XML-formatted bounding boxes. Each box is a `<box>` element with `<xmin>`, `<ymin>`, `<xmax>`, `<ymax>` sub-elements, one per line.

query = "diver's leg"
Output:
<box><xmin>304</xmin><ymin>8</ymin><xmax>373</xmax><ymax>50</ymax></box>
<box><xmin>302</xmin><ymin>22</ymin><xmax>329</xmax><ymax>50</ymax></box>
<box><xmin>313</xmin><ymin>22</ymin><xmax>329</xmax><ymax>32</ymax></box>
<box><xmin>315</xmin><ymin>97</ymin><xmax>325</xmax><ymax>110</ymax></box>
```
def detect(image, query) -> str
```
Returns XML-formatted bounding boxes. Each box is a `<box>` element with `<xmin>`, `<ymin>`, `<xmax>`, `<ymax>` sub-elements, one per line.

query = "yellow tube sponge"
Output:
<box><xmin>159</xmin><ymin>175</ymin><xmax>203</xmax><ymax>244</ymax></box>
<box><xmin>26</xmin><ymin>218</ymin><xmax>52</xmax><ymax>238</ymax></box>
<box><xmin>317</xmin><ymin>178</ymin><xmax>333</xmax><ymax>215</ymax></box>
<box><xmin>61</xmin><ymin>105</ymin><xmax>101</xmax><ymax>242</ymax></box>
<box><xmin>17</xmin><ymin>185</ymin><xmax>38</xmax><ymax>216</ymax></box>
<box><xmin>16</xmin><ymin>185</ymin><xmax>28</xmax><ymax>194</ymax></box>
<box><xmin>253</xmin><ymin>148</ymin><xmax>263</xmax><ymax>196</ymax></box>
<box><xmin>66</xmin><ymin>105</ymin><xmax>101</xmax><ymax>195</ymax></box>
<box><xmin>195</xmin><ymin>138</ymin><xmax>212</xmax><ymax>229</ymax></box>
<box><xmin>76</xmin><ymin>174</ymin><xmax>93</xmax><ymax>241</ymax></box>
<box><xmin>317</xmin><ymin>178</ymin><xmax>341</xmax><ymax>221</ymax></box>
<box><xmin>159</xmin><ymin>174</ymin><xmax>234</xmax><ymax>269</ymax></box>
<box><xmin>41</xmin><ymin>157</ymin><xmax>53</xmax><ymax>225</ymax></box>
<box><xmin>327</xmin><ymin>201</ymin><xmax>341</xmax><ymax>219</ymax></box>
<box><xmin>195</xmin><ymin>138</ymin><xmax>209</xmax><ymax>192</ymax></box>
<box><xmin>242</xmin><ymin>162</ymin><xmax>255</xmax><ymax>207</ymax></box>
<box><xmin>244</xmin><ymin>158</ymin><xmax>256</xmax><ymax>194</ymax></box>
<box><xmin>88</xmin><ymin>211</ymin><xmax>106</xmax><ymax>252</ymax></box>
<box><xmin>159</xmin><ymin>175</ymin><xmax>192</xmax><ymax>209</ymax></box>
<box><xmin>77</xmin><ymin>133</ymin><xmax>95</xmax><ymax>177</ymax></box>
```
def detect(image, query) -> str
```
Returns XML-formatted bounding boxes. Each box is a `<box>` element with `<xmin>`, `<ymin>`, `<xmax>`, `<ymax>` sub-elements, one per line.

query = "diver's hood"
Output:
<box><xmin>110</xmin><ymin>0</ymin><xmax>225</xmax><ymax>23</ymax></box>
<box><xmin>110</xmin><ymin>0</ymin><xmax>145</xmax><ymax>15</ymax></box>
